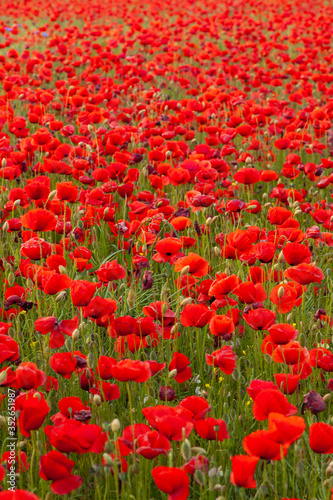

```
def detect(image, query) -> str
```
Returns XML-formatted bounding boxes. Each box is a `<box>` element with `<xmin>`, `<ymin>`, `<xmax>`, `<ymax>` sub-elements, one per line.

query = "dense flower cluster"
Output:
<box><xmin>0</xmin><ymin>0</ymin><xmax>333</xmax><ymax>498</ymax></box>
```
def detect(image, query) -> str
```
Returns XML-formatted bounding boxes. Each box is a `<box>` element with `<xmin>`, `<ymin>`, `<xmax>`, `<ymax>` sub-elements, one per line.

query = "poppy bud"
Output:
<box><xmin>87</xmin><ymin>353</ymin><xmax>95</xmax><ymax>369</ymax></box>
<box><xmin>47</xmin><ymin>190</ymin><xmax>57</xmax><ymax>201</ymax></box>
<box><xmin>191</xmin><ymin>447</ymin><xmax>207</xmax><ymax>455</ymax></box>
<box><xmin>264</xmin><ymin>353</ymin><xmax>273</xmax><ymax>364</ymax></box>
<box><xmin>27</xmin><ymin>278</ymin><xmax>34</xmax><ymax>289</ymax></box>
<box><xmin>161</xmin><ymin>303</ymin><xmax>169</xmax><ymax>315</ymax></box>
<box><xmin>222</xmin><ymin>414</ymin><xmax>230</xmax><ymax>426</ymax></box>
<box><xmin>303</xmin><ymin>390</ymin><xmax>326</xmax><ymax>415</ymax></box>
<box><xmin>277</xmin><ymin>286</ymin><xmax>285</xmax><ymax>299</ymax></box>
<box><xmin>166</xmin><ymin>151</ymin><xmax>172</xmax><ymax>158</ymax></box>
<box><xmin>214</xmin><ymin>247</ymin><xmax>220</xmax><ymax>257</ymax></box>
<box><xmin>170</xmin><ymin>323</ymin><xmax>179</xmax><ymax>336</ymax></box>
<box><xmin>55</xmin><ymin>291</ymin><xmax>66</xmax><ymax>302</ymax></box>
<box><xmin>127</xmin><ymin>289</ymin><xmax>135</xmax><ymax>308</ymax></box>
<box><xmin>299</xmin><ymin>333</ymin><xmax>306</xmax><ymax>347</ymax></box>
<box><xmin>93</xmin><ymin>394</ymin><xmax>102</xmax><ymax>406</ymax></box>
<box><xmin>104</xmin><ymin>440</ymin><xmax>113</xmax><ymax>453</ymax></box>
<box><xmin>2</xmin><ymin>221</ymin><xmax>9</xmax><ymax>232</ymax></box>
<box><xmin>110</xmin><ymin>418</ymin><xmax>121</xmax><ymax>433</ymax></box>
<box><xmin>2</xmin><ymin>158</ymin><xmax>6</xmax><ymax>167</ymax></box>
<box><xmin>181</xmin><ymin>440</ymin><xmax>192</xmax><ymax>461</ymax></box>
<box><xmin>180</xmin><ymin>265</ymin><xmax>190</xmax><ymax>277</ymax></box>
<box><xmin>230</xmin><ymin>409</ymin><xmax>236</xmax><ymax>420</ymax></box>
<box><xmin>0</xmin><ymin>370</ymin><xmax>9</xmax><ymax>385</ymax></box>
<box><xmin>245</xmin><ymin>157</ymin><xmax>252</xmax><ymax>164</ymax></box>
<box><xmin>206</xmin><ymin>217</ymin><xmax>212</xmax><ymax>225</ymax></box>
<box><xmin>194</xmin><ymin>469</ymin><xmax>205</xmax><ymax>486</ymax></box>
<box><xmin>58</xmin><ymin>265</ymin><xmax>67</xmax><ymax>274</ymax></box>
<box><xmin>323</xmin><ymin>394</ymin><xmax>331</xmax><ymax>402</ymax></box>
<box><xmin>146</xmin><ymin>336</ymin><xmax>152</xmax><ymax>346</ymax></box>
<box><xmin>168</xmin><ymin>369</ymin><xmax>178</xmax><ymax>379</ymax></box>
<box><xmin>33</xmin><ymin>392</ymin><xmax>41</xmax><ymax>401</ymax></box>
<box><xmin>159</xmin><ymin>386</ymin><xmax>175</xmax><ymax>401</ymax></box>
<box><xmin>231</xmin><ymin>369</ymin><xmax>240</xmax><ymax>381</ymax></box>
<box><xmin>181</xmin><ymin>297</ymin><xmax>192</xmax><ymax>307</ymax></box>
<box><xmin>103</xmin><ymin>453</ymin><xmax>113</xmax><ymax>465</ymax></box>
<box><xmin>7</xmin><ymin>272</ymin><xmax>15</xmax><ymax>286</ymax></box>
<box><xmin>72</xmin><ymin>329</ymin><xmax>80</xmax><ymax>341</ymax></box>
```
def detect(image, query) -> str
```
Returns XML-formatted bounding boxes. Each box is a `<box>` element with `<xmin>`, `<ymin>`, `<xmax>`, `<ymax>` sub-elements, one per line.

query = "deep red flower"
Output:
<box><xmin>152</xmin><ymin>466</ymin><xmax>189</xmax><ymax>500</ymax></box>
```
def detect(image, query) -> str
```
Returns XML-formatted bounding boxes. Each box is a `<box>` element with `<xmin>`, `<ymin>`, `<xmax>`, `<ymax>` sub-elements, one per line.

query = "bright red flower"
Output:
<box><xmin>152</xmin><ymin>466</ymin><xmax>190</xmax><ymax>500</ymax></box>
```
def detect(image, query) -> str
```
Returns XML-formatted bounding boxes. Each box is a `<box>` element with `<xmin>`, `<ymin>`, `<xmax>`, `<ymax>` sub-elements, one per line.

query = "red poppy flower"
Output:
<box><xmin>0</xmin><ymin>335</ymin><xmax>19</xmax><ymax>364</ymax></box>
<box><xmin>45</xmin><ymin>421</ymin><xmax>107</xmax><ymax>454</ymax></box>
<box><xmin>268</xmin><ymin>413</ymin><xmax>305</xmax><ymax>445</ymax></box>
<box><xmin>16</xmin><ymin>362</ymin><xmax>46</xmax><ymax>390</ymax></box>
<box><xmin>268</xmin><ymin>323</ymin><xmax>298</xmax><ymax>345</ymax></box>
<box><xmin>152</xmin><ymin>466</ymin><xmax>189</xmax><ymax>500</ymax></box>
<box><xmin>206</xmin><ymin>346</ymin><xmax>236</xmax><ymax>375</ymax></box>
<box><xmin>274</xmin><ymin>374</ymin><xmax>300</xmax><ymax>394</ymax></box>
<box><xmin>136</xmin><ymin>431</ymin><xmax>171</xmax><ymax>459</ymax></box>
<box><xmin>180</xmin><ymin>304</ymin><xmax>215</xmax><ymax>328</ymax></box>
<box><xmin>70</xmin><ymin>280</ymin><xmax>97</xmax><ymax>307</ymax></box>
<box><xmin>35</xmin><ymin>316</ymin><xmax>79</xmax><ymax>349</ymax></box>
<box><xmin>16</xmin><ymin>392</ymin><xmax>50</xmax><ymax>437</ymax></box>
<box><xmin>112</xmin><ymin>359</ymin><xmax>152</xmax><ymax>383</ymax></box>
<box><xmin>252</xmin><ymin>388</ymin><xmax>298</xmax><ymax>420</ymax></box>
<box><xmin>39</xmin><ymin>450</ymin><xmax>83</xmax><ymax>495</ymax></box>
<box><xmin>194</xmin><ymin>418</ymin><xmax>229</xmax><ymax>441</ymax></box>
<box><xmin>284</xmin><ymin>264</ymin><xmax>324</xmax><ymax>285</ymax></box>
<box><xmin>243</xmin><ymin>430</ymin><xmax>288</xmax><ymax>460</ymax></box>
<box><xmin>174</xmin><ymin>253</ymin><xmax>209</xmax><ymax>278</ymax></box>
<box><xmin>230</xmin><ymin>455</ymin><xmax>259</xmax><ymax>489</ymax></box>
<box><xmin>169</xmin><ymin>352</ymin><xmax>192</xmax><ymax>383</ymax></box>
<box><xmin>243</xmin><ymin>308</ymin><xmax>276</xmax><ymax>330</ymax></box>
<box><xmin>282</xmin><ymin>243</ymin><xmax>312</xmax><ymax>266</ymax></box>
<box><xmin>96</xmin><ymin>260</ymin><xmax>126</xmax><ymax>282</ymax></box>
<box><xmin>153</xmin><ymin>237</ymin><xmax>184</xmax><ymax>264</ymax></box>
<box><xmin>209</xmin><ymin>315</ymin><xmax>235</xmax><ymax>338</ymax></box>
<box><xmin>309</xmin><ymin>423</ymin><xmax>333</xmax><ymax>454</ymax></box>
<box><xmin>49</xmin><ymin>352</ymin><xmax>78</xmax><ymax>379</ymax></box>
<box><xmin>21</xmin><ymin>209</ymin><xmax>57</xmax><ymax>232</ymax></box>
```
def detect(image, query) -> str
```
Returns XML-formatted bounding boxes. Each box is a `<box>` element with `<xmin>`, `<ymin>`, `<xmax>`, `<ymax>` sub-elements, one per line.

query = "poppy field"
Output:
<box><xmin>1</xmin><ymin>0</ymin><xmax>333</xmax><ymax>498</ymax></box>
